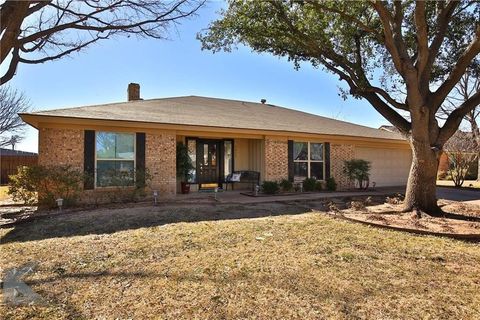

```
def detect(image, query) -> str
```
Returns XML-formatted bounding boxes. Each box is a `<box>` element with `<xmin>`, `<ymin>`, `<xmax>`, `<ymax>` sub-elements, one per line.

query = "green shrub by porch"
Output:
<box><xmin>262</xmin><ymin>181</ymin><xmax>280</xmax><ymax>194</ymax></box>
<box><xmin>176</xmin><ymin>142</ymin><xmax>194</xmax><ymax>182</ymax></box>
<box><xmin>279</xmin><ymin>179</ymin><xmax>293</xmax><ymax>192</ymax></box>
<box><xmin>326</xmin><ymin>177</ymin><xmax>337</xmax><ymax>191</ymax></box>
<box><xmin>302</xmin><ymin>178</ymin><xmax>317</xmax><ymax>192</ymax></box>
<box><xmin>343</xmin><ymin>159</ymin><xmax>371</xmax><ymax>189</ymax></box>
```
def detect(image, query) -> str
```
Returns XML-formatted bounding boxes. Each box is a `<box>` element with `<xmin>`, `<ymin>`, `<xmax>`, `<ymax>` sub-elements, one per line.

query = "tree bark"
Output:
<box><xmin>403</xmin><ymin>107</ymin><xmax>443</xmax><ymax>216</ymax></box>
<box><xmin>403</xmin><ymin>138</ymin><xmax>442</xmax><ymax>215</ymax></box>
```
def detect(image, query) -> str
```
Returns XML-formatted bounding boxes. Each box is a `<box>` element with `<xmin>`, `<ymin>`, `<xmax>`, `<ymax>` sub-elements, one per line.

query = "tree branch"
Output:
<box><xmin>431</xmin><ymin>24</ymin><xmax>480</xmax><ymax>111</ymax></box>
<box><xmin>0</xmin><ymin>47</ymin><xmax>20</xmax><ymax>84</ymax></box>
<box><xmin>370</xmin><ymin>2</ymin><xmax>405</xmax><ymax>75</ymax></box>
<box><xmin>414</xmin><ymin>1</ymin><xmax>429</xmax><ymax>80</ymax></box>
<box><xmin>437</xmin><ymin>90</ymin><xmax>480</xmax><ymax>145</ymax></box>
<box><xmin>420</xmin><ymin>1</ymin><xmax>458</xmax><ymax>86</ymax></box>
<box><xmin>307</xmin><ymin>1</ymin><xmax>381</xmax><ymax>38</ymax></box>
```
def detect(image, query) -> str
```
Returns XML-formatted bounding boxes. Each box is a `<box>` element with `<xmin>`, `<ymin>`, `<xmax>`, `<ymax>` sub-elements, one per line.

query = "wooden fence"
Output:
<box><xmin>0</xmin><ymin>154</ymin><xmax>38</xmax><ymax>185</ymax></box>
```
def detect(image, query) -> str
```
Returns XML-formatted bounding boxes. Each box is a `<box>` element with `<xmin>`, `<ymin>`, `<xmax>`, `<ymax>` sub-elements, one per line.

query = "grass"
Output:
<box><xmin>437</xmin><ymin>180</ymin><xmax>480</xmax><ymax>189</ymax></box>
<box><xmin>0</xmin><ymin>186</ymin><xmax>9</xmax><ymax>201</ymax></box>
<box><xmin>1</xmin><ymin>204</ymin><xmax>480</xmax><ymax>319</ymax></box>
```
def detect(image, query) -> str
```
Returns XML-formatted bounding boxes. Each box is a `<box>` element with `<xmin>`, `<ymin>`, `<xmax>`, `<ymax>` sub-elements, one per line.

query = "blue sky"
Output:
<box><xmin>7</xmin><ymin>1</ymin><xmax>391</xmax><ymax>152</ymax></box>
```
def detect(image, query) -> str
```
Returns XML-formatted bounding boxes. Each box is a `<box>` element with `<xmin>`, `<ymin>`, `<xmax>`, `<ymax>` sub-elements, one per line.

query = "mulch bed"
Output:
<box><xmin>336</xmin><ymin>201</ymin><xmax>480</xmax><ymax>241</ymax></box>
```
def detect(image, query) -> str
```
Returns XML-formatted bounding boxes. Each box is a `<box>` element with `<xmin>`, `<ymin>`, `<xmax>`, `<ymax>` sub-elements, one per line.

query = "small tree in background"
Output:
<box><xmin>343</xmin><ymin>159</ymin><xmax>371</xmax><ymax>190</ymax></box>
<box><xmin>0</xmin><ymin>86</ymin><xmax>30</xmax><ymax>147</ymax></box>
<box><xmin>444</xmin><ymin>131</ymin><xmax>478</xmax><ymax>187</ymax></box>
<box><xmin>439</xmin><ymin>72</ymin><xmax>479</xmax><ymax>181</ymax></box>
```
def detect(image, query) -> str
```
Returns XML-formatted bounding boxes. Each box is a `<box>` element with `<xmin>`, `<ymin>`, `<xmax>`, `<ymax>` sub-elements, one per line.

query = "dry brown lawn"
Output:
<box><xmin>1</xmin><ymin>203</ymin><xmax>480</xmax><ymax>319</ymax></box>
<box><xmin>343</xmin><ymin>200</ymin><xmax>480</xmax><ymax>235</ymax></box>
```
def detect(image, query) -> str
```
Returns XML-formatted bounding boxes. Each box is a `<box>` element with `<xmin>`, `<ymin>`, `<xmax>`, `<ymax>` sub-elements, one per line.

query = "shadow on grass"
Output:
<box><xmin>0</xmin><ymin>202</ymin><xmax>313</xmax><ymax>244</ymax></box>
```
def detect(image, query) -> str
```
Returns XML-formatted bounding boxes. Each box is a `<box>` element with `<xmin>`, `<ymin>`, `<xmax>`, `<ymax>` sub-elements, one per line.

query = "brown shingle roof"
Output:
<box><xmin>23</xmin><ymin>95</ymin><xmax>405</xmax><ymax>141</ymax></box>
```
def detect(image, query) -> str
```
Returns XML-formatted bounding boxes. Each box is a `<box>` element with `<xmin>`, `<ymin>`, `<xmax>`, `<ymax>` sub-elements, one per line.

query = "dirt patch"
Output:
<box><xmin>342</xmin><ymin>201</ymin><xmax>480</xmax><ymax>237</ymax></box>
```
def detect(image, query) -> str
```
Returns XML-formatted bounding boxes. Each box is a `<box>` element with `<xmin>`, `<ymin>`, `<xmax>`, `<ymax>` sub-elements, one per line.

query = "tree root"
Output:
<box><xmin>400</xmin><ymin>205</ymin><xmax>480</xmax><ymax>222</ymax></box>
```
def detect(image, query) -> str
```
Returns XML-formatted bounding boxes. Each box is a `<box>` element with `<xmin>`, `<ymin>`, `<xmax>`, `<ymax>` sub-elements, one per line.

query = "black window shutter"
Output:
<box><xmin>325</xmin><ymin>142</ymin><xmax>331</xmax><ymax>180</ymax></box>
<box><xmin>288</xmin><ymin>140</ymin><xmax>294</xmax><ymax>182</ymax></box>
<box><xmin>84</xmin><ymin>130</ymin><xmax>95</xmax><ymax>190</ymax></box>
<box><xmin>136</xmin><ymin>133</ymin><xmax>146</xmax><ymax>187</ymax></box>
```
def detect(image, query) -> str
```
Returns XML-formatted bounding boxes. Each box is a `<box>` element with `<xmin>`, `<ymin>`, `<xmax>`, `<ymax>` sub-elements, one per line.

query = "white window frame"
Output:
<box><xmin>95</xmin><ymin>131</ymin><xmax>136</xmax><ymax>188</ymax></box>
<box><xmin>293</xmin><ymin>141</ymin><xmax>325</xmax><ymax>181</ymax></box>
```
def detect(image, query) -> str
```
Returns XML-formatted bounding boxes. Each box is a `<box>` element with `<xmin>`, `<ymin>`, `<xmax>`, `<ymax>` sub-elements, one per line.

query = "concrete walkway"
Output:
<box><xmin>175</xmin><ymin>187</ymin><xmax>404</xmax><ymax>204</ymax></box>
<box><xmin>436</xmin><ymin>187</ymin><xmax>480</xmax><ymax>206</ymax></box>
<box><xmin>174</xmin><ymin>186</ymin><xmax>480</xmax><ymax>206</ymax></box>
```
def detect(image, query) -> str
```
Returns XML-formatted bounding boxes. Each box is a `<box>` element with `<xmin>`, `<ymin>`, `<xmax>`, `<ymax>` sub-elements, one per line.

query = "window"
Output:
<box><xmin>293</xmin><ymin>141</ymin><xmax>324</xmax><ymax>181</ymax></box>
<box><xmin>96</xmin><ymin>132</ymin><xmax>135</xmax><ymax>187</ymax></box>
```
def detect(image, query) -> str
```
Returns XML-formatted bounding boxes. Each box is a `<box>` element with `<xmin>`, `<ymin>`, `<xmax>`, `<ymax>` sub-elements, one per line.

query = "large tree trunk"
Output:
<box><xmin>403</xmin><ymin>108</ymin><xmax>443</xmax><ymax>216</ymax></box>
<box><xmin>403</xmin><ymin>139</ymin><xmax>442</xmax><ymax>215</ymax></box>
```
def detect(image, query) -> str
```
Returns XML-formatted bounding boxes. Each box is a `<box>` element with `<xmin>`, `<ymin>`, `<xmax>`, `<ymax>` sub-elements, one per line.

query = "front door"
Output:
<box><xmin>196</xmin><ymin>140</ymin><xmax>221</xmax><ymax>188</ymax></box>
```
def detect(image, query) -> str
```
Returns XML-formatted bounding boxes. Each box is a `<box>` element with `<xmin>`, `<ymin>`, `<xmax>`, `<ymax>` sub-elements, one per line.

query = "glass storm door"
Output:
<box><xmin>197</xmin><ymin>140</ymin><xmax>220</xmax><ymax>187</ymax></box>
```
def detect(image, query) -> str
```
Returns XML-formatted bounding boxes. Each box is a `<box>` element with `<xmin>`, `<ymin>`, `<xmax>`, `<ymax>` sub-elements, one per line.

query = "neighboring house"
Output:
<box><xmin>379</xmin><ymin>125</ymin><xmax>400</xmax><ymax>134</ymax></box>
<box><xmin>20</xmin><ymin>83</ymin><xmax>412</xmax><ymax>201</ymax></box>
<box><xmin>0</xmin><ymin>148</ymin><xmax>38</xmax><ymax>185</ymax></box>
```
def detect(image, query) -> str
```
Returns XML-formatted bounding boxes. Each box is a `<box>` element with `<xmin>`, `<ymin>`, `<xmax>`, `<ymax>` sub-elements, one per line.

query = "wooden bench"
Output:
<box><xmin>225</xmin><ymin>171</ymin><xmax>260</xmax><ymax>191</ymax></box>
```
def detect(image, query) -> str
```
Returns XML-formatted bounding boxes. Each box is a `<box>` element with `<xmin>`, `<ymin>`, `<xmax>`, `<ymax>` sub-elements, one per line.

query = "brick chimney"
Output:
<box><xmin>127</xmin><ymin>83</ymin><xmax>141</xmax><ymax>101</ymax></box>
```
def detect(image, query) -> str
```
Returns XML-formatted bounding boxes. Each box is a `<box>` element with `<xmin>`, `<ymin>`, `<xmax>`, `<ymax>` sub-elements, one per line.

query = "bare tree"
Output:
<box><xmin>0</xmin><ymin>0</ymin><xmax>205</xmax><ymax>84</ymax></box>
<box><xmin>440</xmin><ymin>73</ymin><xmax>480</xmax><ymax>181</ymax></box>
<box><xmin>444</xmin><ymin>131</ymin><xmax>478</xmax><ymax>187</ymax></box>
<box><xmin>0</xmin><ymin>86</ymin><xmax>30</xmax><ymax>147</ymax></box>
<box><xmin>7</xmin><ymin>134</ymin><xmax>25</xmax><ymax>150</ymax></box>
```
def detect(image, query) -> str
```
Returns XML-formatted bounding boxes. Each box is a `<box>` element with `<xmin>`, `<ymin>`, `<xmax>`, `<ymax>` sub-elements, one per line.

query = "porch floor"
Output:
<box><xmin>174</xmin><ymin>186</ymin><xmax>406</xmax><ymax>204</ymax></box>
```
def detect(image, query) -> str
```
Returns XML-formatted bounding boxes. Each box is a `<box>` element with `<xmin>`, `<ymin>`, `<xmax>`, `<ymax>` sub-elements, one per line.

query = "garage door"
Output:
<box><xmin>355</xmin><ymin>147</ymin><xmax>412</xmax><ymax>187</ymax></box>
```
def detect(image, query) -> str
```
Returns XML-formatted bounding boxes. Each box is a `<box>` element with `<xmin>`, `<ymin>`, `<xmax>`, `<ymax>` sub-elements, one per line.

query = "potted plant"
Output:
<box><xmin>176</xmin><ymin>142</ymin><xmax>194</xmax><ymax>194</ymax></box>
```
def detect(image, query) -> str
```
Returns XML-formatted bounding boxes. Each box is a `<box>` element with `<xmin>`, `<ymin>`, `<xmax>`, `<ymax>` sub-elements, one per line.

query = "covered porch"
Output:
<box><xmin>176</xmin><ymin>134</ymin><xmax>266</xmax><ymax>192</ymax></box>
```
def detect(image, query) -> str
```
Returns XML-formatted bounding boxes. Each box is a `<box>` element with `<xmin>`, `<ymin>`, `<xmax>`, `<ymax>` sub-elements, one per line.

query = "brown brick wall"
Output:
<box><xmin>264</xmin><ymin>136</ymin><xmax>288</xmax><ymax>182</ymax></box>
<box><xmin>146</xmin><ymin>131</ymin><xmax>176</xmax><ymax>197</ymax></box>
<box><xmin>330</xmin><ymin>143</ymin><xmax>355</xmax><ymax>189</ymax></box>
<box><xmin>38</xmin><ymin>127</ymin><xmax>84</xmax><ymax>170</ymax></box>
<box><xmin>39</xmin><ymin>127</ymin><xmax>177</xmax><ymax>203</ymax></box>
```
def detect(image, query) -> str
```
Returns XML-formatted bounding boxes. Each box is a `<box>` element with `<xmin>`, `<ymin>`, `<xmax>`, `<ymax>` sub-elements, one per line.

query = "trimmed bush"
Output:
<box><xmin>315</xmin><ymin>180</ymin><xmax>323</xmax><ymax>191</ymax></box>
<box><xmin>303</xmin><ymin>177</ymin><xmax>317</xmax><ymax>192</ymax></box>
<box><xmin>8</xmin><ymin>165</ymin><xmax>84</xmax><ymax>207</ymax></box>
<box><xmin>326</xmin><ymin>177</ymin><xmax>337</xmax><ymax>191</ymax></box>
<box><xmin>262</xmin><ymin>181</ymin><xmax>280</xmax><ymax>194</ymax></box>
<box><xmin>343</xmin><ymin>159</ymin><xmax>371</xmax><ymax>189</ymax></box>
<box><xmin>279</xmin><ymin>179</ymin><xmax>293</xmax><ymax>192</ymax></box>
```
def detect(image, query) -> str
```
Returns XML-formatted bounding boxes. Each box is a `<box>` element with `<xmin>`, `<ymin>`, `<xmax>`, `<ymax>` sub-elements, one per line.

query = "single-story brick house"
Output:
<box><xmin>20</xmin><ymin>83</ymin><xmax>412</xmax><ymax>200</ymax></box>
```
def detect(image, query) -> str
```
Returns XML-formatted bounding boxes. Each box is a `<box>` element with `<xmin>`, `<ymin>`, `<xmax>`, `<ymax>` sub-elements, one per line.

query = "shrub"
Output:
<box><xmin>261</xmin><ymin>181</ymin><xmax>280</xmax><ymax>194</ymax></box>
<box><xmin>386</xmin><ymin>193</ymin><xmax>404</xmax><ymax>205</ymax></box>
<box><xmin>94</xmin><ymin>168</ymin><xmax>153</xmax><ymax>204</ymax></box>
<box><xmin>303</xmin><ymin>177</ymin><xmax>317</xmax><ymax>192</ymax></box>
<box><xmin>8</xmin><ymin>165</ymin><xmax>84</xmax><ymax>208</ymax></box>
<box><xmin>326</xmin><ymin>177</ymin><xmax>337</xmax><ymax>191</ymax></box>
<box><xmin>315</xmin><ymin>180</ymin><xmax>323</xmax><ymax>191</ymax></box>
<box><xmin>176</xmin><ymin>142</ymin><xmax>194</xmax><ymax>182</ymax></box>
<box><xmin>343</xmin><ymin>159</ymin><xmax>371</xmax><ymax>189</ymax></box>
<box><xmin>279</xmin><ymin>179</ymin><xmax>293</xmax><ymax>192</ymax></box>
<box><xmin>349</xmin><ymin>201</ymin><xmax>366</xmax><ymax>211</ymax></box>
